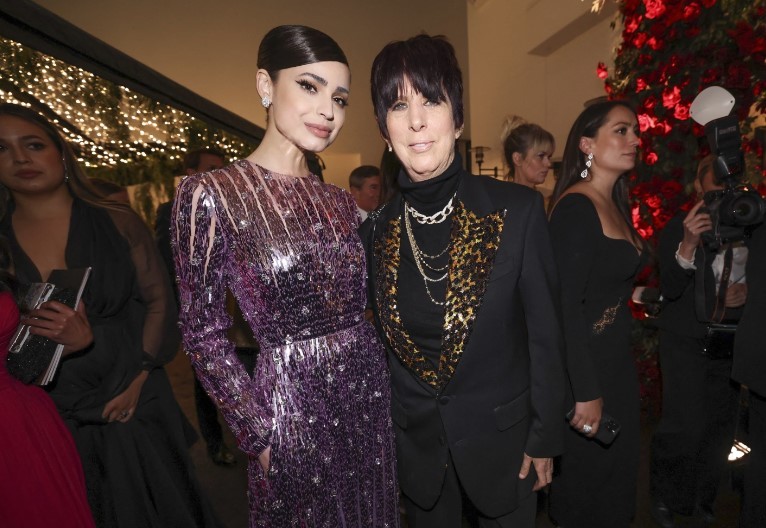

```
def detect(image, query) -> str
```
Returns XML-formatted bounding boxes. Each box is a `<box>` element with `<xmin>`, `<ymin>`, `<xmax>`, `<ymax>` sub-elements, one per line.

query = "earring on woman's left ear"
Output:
<box><xmin>62</xmin><ymin>157</ymin><xmax>69</xmax><ymax>183</ymax></box>
<box><xmin>580</xmin><ymin>152</ymin><xmax>593</xmax><ymax>179</ymax></box>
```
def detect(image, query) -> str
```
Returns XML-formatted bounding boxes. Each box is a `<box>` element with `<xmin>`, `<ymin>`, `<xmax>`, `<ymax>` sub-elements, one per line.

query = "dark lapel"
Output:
<box><xmin>374</xmin><ymin>172</ymin><xmax>506</xmax><ymax>392</ymax></box>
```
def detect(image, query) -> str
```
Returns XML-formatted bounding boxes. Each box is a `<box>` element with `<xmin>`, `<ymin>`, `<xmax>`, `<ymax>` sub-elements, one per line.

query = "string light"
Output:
<box><xmin>0</xmin><ymin>38</ymin><xmax>253</xmax><ymax>172</ymax></box>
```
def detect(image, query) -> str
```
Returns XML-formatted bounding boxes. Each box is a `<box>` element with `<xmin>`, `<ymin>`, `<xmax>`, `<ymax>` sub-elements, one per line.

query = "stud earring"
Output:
<box><xmin>580</xmin><ymin>152</ymin><xmax>593</xmax><ymax>179</ymax></box>
<box><xmin>261</xmin><ymin>96</ymin><xmax>271</xmax><ymax>108</ymax></box>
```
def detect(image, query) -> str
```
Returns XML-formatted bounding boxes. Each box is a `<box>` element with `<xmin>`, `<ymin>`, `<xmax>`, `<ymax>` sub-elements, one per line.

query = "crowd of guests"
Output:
<box><xmin>0</xmin><ymin>23</ymin><xmax>763</xmax><ymax>528</ymax></box>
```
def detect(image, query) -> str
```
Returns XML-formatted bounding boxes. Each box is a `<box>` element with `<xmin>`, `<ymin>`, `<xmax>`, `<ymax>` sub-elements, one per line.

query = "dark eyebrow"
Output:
<box><xmin>613</xmin><ymin>121</ymin><xmax>635</xmax><ymax>127</ymax></box>
<box><xmin>299</xmin><ymin>72</ymin><xmax>349</xmax><ymax>95</ymax></box>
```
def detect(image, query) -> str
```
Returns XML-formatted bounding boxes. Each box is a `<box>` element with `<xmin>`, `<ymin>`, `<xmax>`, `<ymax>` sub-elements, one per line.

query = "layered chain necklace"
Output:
<box><xmin>403</xmin><ymin>193</ymin><xmax>456</xmax><ymax>306</ymax></box>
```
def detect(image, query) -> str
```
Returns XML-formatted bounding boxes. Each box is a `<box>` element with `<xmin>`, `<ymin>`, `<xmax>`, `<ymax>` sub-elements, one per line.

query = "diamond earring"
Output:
<box><xmin>261</xmin><ymin>96</ymin><xmax>271</xmax><ymax>108</ymax></box>
<box><xmin>580</xmin><ymin>152</ymin><xmax>593</xmax><ymax>179</ymax></box>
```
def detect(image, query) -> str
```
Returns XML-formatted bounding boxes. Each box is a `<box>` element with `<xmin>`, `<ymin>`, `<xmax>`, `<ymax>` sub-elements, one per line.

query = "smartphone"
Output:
<box><xmin>565</xmin><ymin>407</ymin><xmax>621</xmax><ymax>445</ymax></box>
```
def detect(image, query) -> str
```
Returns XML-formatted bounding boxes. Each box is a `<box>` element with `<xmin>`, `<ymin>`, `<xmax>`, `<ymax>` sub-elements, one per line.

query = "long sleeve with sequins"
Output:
<box><xmin>172</xmin><ymin>174</ymin><xmax>272</xmax><ymax>456</ymax></box>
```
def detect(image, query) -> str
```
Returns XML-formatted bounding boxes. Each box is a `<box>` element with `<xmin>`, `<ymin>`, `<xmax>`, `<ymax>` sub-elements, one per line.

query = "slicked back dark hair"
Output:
<box><xmin>370</xmin><ymin>34</ymin><xmax>464</xmax><ymax>140</ymax></box>
<box><xmin>257</xmin><ymin>25</ymin><xmax>348</xmax><ymax>81</ymax></box>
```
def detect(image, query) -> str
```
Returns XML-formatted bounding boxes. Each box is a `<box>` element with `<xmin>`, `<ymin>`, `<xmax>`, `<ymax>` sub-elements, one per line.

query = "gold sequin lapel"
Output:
<box><xmin>374</xmin><ymin>201</ymin><xmax>506</xmax><ymax>391</ymax></box>
<box><xmin>439</xmin><ymin>202</ymin><xmax>506</xmax><ymax>391</ymax></box>
<box><xmin>374</xmin><ymin>217</ymin><xmax>439</xmax><ymax>387</ymax></box>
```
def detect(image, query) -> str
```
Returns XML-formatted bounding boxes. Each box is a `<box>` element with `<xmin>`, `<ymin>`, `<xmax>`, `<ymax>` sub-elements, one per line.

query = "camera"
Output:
<box><xmin>691</xmin><ymin>88</ymin><xmax>766</xmax><ymax>249</ymax></box>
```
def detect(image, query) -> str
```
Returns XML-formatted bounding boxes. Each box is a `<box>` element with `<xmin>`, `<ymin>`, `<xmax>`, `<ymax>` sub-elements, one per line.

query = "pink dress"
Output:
<box><xmin>0</xmin><ymin>291</ymin><xmax>95</xmax><ymax>528</ymax></box>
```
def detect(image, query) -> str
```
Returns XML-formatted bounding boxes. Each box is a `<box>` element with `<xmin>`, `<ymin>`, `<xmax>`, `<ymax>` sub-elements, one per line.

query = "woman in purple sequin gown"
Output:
<box><xmin>172</xmin><ymin>26</ymin><xmax>399</xmax><ymax>528</ymax></box>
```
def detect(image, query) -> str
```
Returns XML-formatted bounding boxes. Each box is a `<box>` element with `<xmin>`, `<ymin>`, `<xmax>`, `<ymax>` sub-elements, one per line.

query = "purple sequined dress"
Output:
<box><xmin>172</xmin><ymin>161</ymin><xmax>399</xmax><ymax>528</ymax></box>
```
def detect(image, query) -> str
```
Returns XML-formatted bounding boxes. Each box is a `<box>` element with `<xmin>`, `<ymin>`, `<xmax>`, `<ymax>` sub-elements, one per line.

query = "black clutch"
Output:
<box><xmin>566</xmin><ymin>407</ymin><xmax>621</xmax><ymax>445</ymax></box>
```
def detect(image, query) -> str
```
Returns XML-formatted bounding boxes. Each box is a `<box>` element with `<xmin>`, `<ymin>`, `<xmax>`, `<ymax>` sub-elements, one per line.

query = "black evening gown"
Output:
<box><xmin>1</xmin><ymin>199</ymin><xmax>221</xmax><ymax>528</ymax></box>
<box><xmin>548</xmin><ymin>193</ymin><xmax>645</xmax><ymax>528</ymax></box>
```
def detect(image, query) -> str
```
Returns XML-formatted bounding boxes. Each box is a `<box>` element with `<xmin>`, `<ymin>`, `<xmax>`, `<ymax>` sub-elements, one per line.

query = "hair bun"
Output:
<box><xmin>500</xmin><ymin>115</ymin><xmax>527</xmax><ymax>142</ymax></box>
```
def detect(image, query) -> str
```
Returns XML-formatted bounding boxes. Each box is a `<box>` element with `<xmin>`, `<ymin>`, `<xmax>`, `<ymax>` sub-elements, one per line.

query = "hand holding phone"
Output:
<box><xmin>565</xmin><ymin>407</ymin><xmax>621</xmax><ymax>445</ymax></box>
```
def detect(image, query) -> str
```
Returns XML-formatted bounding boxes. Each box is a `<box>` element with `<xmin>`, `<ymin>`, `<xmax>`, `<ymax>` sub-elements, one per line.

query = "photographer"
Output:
<box><xmin>732</xmin><ymin>220</ymin><xmax>766</xmax><ymax>527</ymax></box>
<box><xmin>650</xmin><ymin>154</ymin><xmax>745</xmax><ymax>527</ymax></box>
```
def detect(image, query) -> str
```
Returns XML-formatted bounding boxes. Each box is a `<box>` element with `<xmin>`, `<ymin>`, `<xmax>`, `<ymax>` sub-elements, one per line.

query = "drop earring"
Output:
<box><xmin>387</xmin><ymin>143</ymin><xmax>392</xmax><ymax>152</ymax></box>
<box><xmin>580</xmin><ymin>152</ymin><xmax>593</xmax><ymax>179</ymax></box>
<box><xmin>62</xmin><ymin>157</ymin><xmax>69</xmax><ymax>183</ymax></box>
<box><xmin>261</xmin><ymin>96</ymin><xmax>271</xmax><ymax>108</ymax></box>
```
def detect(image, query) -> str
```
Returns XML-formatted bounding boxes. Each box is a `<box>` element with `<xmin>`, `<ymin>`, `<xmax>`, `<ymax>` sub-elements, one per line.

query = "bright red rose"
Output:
<box><xmin>625</xmin><ymin>14</ymin><xmax>643</xmax><ymax>33</ymax></box>
<box><xmin>674</xmin><ymin>103</ymin><xmax>690</xmax><ymax>121</ymax></box>
<box><xmin>647</xmin><ymin>37</ymin><xmax>664</xmax><ymax>51</ymax></box>
<box><xmin>597</xmin><ymin>62</ymin><xmax>609</xmax><ymax>80</ymax></box>
<box><xmin>662</xmin><ymin>86</ymin><xmax>681</xmax><ymax>108</ymax></box>
<box><xmin>682</xmin><ymin>2</ymin><xmax>701</xmax><ymax>21</ymax></box>
<box><xmin>645</xmin><ymin>151</ymin><xmax>659</xmax><ymax>165</ymax></box>
<box><xmin>633</xmin><ymin>32</ymin><xmax>648</xmax><ymax>48</ymax></box>
<box><xmin>636</xmin><ymin>77</ymin><xmax>648</xmax><ymax>92</ymax></box>
<box><xmin>646</xmin><ymin>196</ymin><xmax>662</xmax><ymax>209</ymax></box>
<box><xmin>644</xmin><ymin>0</ymin><xmax>667</xmax><ymax>20</ymax></box>
<box><xmin>637</xmin><ymin>113</ymin><xmax>655</xmax><ymax>132</ymax></box>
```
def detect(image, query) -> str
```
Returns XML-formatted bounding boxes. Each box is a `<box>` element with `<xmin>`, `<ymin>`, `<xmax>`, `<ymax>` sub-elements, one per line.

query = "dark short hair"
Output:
<box><xmin>182</xmin><ymin>148</ymin><xmax>225</xmax><ymax>172</ymax></box>
<box><xmin>370</xmin><ymin>34</ymin><xmax>464</xmax><ymax>140</ymax></box>
<box><xmin>258</xmin><ymin>25</ymin><xmax>348</xmax><ymax>81</ymax></box>
<box><xmin>349</xmin><ymin>165</ymin><xmax>380</xmax><ymax>189</ymax></box>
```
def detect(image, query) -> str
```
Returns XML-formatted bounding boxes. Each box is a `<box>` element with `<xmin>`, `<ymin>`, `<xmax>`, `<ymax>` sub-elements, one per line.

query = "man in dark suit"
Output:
<box><xmin>733</xmin><ymin>220</ymin><xmax>766</xmax><ymax>527</ymax></box>
<box><xmin>650</xmin><ymin>155</ymin><xmax>746</xmax><ymax>527</ymax></box>
<box><xmin>362</xmin><ymin>161</ymin><xmax>565</xmax><ymax>527</ymax></box>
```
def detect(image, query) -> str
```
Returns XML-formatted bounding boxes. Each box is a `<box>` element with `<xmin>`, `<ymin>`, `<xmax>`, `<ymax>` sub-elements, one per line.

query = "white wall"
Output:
<box><xmin>32</xmin><ymin>0</ymin><xmax>620</xmax><ymax>191</ymax></box>
<box><xmin>33</xmin><ymin>0</ymin><xmax>469</xmax><ymax>189</ymax></box>
<box><xmin>467</xmin><ymin>0</ymin><xmax>620</xmax><ymax>191</ymax></box>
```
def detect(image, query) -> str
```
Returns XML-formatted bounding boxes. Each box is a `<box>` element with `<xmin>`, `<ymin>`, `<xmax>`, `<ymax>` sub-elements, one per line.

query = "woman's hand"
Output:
<box><xmin>569</xmin><ymin>397</ymin><xmax>603</xmax><ymax>437</ymax></box>
<box><xmin>102</xmin><ymin>370</ymin><xmax>148</xmax><ymax>423</ymax></box>
<box><xmin>258</xmin><ymin>445</ymin><xmax>271</xmax><ymax>474</ymax></box>
<box><xmin>519</xmin><ymin>454</ymin><xmax>553</xmax><ymax>491</ymax></box>
<box><xmin>25</xmin><ymin>301</ymin><xmax>93</xmax><ymax>356</ymax></box>
<box><xmin>679</xmin><ymin>200</ymin><xmax>712</xmax><ymax>260</ymax></box>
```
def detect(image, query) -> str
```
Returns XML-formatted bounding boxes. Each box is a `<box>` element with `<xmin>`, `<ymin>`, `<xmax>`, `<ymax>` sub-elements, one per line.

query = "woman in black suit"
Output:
<box><xmin>363</xmin><ymin>34</ymin><xmax>566</xmax><ymax>528</ymax></box>
<box><xmin>548</xmin><ymin>100</ymin><xmax>645</xmax><ymax>527</ymax></box>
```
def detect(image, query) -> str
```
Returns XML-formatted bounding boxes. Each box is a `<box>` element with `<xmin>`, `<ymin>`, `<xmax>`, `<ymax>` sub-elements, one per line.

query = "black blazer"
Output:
<box><xmin>733</xmin><ymin>222</ymin><xmax>766</xmax><ymax>396</ymax></box>
<box><xmin>362</xmin><ymin>171</ymin><xmax>565</xmax><ymax>517</ymax></box>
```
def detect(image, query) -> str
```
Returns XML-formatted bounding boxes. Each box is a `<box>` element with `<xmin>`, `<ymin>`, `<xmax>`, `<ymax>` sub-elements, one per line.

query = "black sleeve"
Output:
<box><xmin>658</xmin><ymin>214</ymin><xmax>694</xmax><ymax>302</ymax></box>
<box><xmin>518</xmin><ymin>192</ymin><xmax>566</xmax><ymax>457</ymax></box>
<box><xmin>549</xmin><ymin>194</ymin><xmax>601</xmax><ymax>403</ymax></box>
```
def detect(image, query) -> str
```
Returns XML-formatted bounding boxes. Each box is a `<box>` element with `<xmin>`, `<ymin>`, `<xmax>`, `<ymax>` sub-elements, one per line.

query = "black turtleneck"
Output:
<box><xmin>397</xmin><ymin>153</ymin><xmax>463</xmax><ymax>370</ymax></box>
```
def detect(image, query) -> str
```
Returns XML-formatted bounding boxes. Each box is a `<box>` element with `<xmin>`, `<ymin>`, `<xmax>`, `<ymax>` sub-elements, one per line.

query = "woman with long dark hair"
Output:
<box><xmin>172</xmin><ymin>25</ymin><xmax>399</xmax><ymax>527</ymax></box>
<box><xmin>547</xmin><ymin>100</ymin><xmax>645</xmax><ymax>527</ymax></box>
<box><xmin>0</xmin><ymin>103</ymin><xmax>219</xmax><ymax>528</ymax></box>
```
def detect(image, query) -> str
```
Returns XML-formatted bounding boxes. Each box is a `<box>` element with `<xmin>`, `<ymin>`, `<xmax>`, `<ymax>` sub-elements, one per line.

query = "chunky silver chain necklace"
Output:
<box><xmin>403</xmin><ymin>196</ymin><xmax>455</xmax><ymax>306</ymax></box>
<box><xmin>405</xmin><ymin>194</ymin><xmax>455</xmax><ymax>225</ymax></box>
